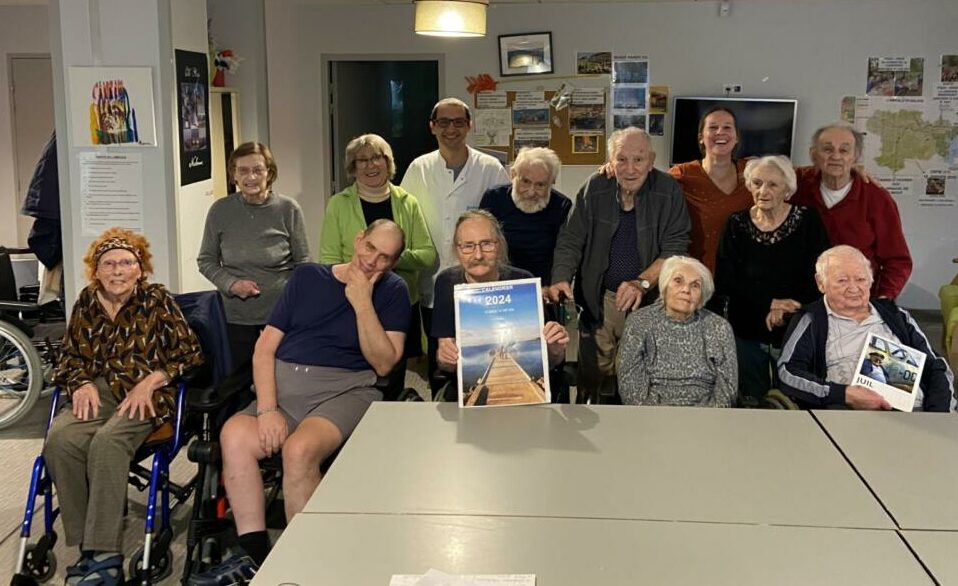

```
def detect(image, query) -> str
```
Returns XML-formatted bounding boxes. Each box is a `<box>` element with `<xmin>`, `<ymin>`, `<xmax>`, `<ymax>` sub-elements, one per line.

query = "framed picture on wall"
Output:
<box><xmin>499</xmin><ymin>32</ymin><xmax>554</xmax><ymax>77</ymax></box>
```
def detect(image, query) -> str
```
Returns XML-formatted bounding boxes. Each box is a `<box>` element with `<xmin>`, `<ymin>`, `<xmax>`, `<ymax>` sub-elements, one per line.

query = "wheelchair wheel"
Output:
<box><xmin>128</xmin><ymin>544</ymin><xmax>173</xmax><ymax>583</ymax></box>
<box><xmin>0</xmin><ymin>320</ymin><xmax>43</xmax><ymax>429</ymax></box>
<box><xmin>23</xmin><ymin>542</ymin><xmax>57</xmax><ymax>582</ymax></box>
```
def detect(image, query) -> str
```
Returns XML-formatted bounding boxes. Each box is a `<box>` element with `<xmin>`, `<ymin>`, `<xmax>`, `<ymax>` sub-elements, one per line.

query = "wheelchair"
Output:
<box><xmin>10</xmin><ymin>382</ymin><xmax>195</xmax><ymax>586</ymax></box>
<box><xmin>9</xmin><ymin>290</ymin><xmax>232</xmax><ymax>585</ymax></box>
<box><xmin>0</xmin><ymin>247</ymin><xmax>64</xmax><ymax>430</ymax></box>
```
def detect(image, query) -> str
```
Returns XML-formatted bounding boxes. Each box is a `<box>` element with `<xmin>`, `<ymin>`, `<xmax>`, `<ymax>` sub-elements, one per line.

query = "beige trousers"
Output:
<box><xmin>43</xmin><ymin>379</ymin><xmax>153</xmax><ymax>551</ymax></box>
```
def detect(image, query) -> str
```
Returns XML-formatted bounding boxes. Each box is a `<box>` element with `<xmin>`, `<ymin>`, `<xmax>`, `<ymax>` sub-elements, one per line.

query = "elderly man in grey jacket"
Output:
<box><xmin>549</xmin><ymin>128</ymin><xmax>691</xmax><ymax>403</ymax></box>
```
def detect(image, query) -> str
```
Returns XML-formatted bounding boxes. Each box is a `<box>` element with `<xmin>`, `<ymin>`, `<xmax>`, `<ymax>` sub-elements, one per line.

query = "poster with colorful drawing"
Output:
<box><xmin>68</xmin><ymin>67</ymin><xmax>156</xmax><ymax>147</ymax></box>
<box><xmin>454</xmin><ymin>278</ymin><xmax>550</xmax><ymax>407</ymax></box>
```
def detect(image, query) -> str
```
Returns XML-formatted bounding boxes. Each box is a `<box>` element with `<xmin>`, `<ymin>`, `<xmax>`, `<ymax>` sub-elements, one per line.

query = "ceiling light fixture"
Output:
<box><xmin>414</xmin><ymin>0</ymin><xmax>489</xmax><ymax>38</ymax></box>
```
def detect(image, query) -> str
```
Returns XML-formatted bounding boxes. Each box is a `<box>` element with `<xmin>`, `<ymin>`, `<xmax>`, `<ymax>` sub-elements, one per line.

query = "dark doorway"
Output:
<box><xmin>329</xmin><ymin>59</ymin><xmax>440</xmax><ymax>195</ymax></box>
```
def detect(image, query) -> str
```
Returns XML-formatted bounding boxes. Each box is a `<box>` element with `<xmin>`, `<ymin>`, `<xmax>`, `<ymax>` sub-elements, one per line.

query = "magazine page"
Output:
<box><xmin>852</xmin><ymin>333</ymin><xmax>927</xmax><ymax>412</ymax></box>
<box><xmin>453</xmin><ymin>278</ymin><xmax>550</xmax><ymax>407</ymax></box>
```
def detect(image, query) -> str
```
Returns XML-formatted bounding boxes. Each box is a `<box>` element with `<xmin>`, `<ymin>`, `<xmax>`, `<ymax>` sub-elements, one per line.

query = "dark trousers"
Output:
<box><xmin>735</xmin><ymin>336</ymin><xmax>780</xmax><ymax>406</ymax></box>
<box><xmin>420</xmin><ymin>306</ymin><xmax>445</xmax><ymax>397</ymax></box>
<box><xmin>226</xmin><ymin>322</ymin><xmax>263</xmax><ymax>373</ymax></box>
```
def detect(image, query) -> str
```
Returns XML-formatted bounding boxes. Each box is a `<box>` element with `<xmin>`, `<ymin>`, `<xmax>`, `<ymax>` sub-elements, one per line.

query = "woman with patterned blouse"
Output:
<box><xmin>45</xmin><ymin>227</ymin><xmax>203</xmax><ymax>585</ymax></box>
<box><xmin>714</xmin><ymin>156</ymin><xmax>830</xmax><ymax>403</ymax></box>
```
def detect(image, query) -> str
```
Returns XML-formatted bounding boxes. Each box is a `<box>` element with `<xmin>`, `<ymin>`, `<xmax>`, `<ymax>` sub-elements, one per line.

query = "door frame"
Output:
<box><xmin>7</xmin><ymin>52</ymin><xmax>53</xmax><ymax>247</ymax></box>
<box><xmin>321</xmin><ymin>53</ymin><xmax>444</xmax><ymax>199</ymax></box>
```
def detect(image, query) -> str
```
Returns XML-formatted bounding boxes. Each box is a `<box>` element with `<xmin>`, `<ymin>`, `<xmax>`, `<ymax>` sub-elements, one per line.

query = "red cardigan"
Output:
<box><xmin>792</xmin><ymin>168</ymin><xmax>912</xmax><ymax>299</ymax></box>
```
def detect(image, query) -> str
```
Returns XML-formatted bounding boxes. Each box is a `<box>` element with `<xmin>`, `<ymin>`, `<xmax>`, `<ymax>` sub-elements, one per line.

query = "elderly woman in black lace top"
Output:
<box><xmin>714</xmin><ymin>155</ymin><xmax>830</xmax><ymax>403</ymax></box>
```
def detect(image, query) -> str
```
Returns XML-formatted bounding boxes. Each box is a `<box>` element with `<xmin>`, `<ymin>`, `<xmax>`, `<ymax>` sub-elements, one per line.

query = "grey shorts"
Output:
<box><xmin>243</xmin><ymin>360</ymin><xmax>382</xmax><ymax>439</ymax></box>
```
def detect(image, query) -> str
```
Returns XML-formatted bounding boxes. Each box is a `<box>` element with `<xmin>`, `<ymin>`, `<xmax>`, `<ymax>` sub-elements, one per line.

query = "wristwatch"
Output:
<box><xmin>636</xmin><ymin>279</ymin><xmax>651</xmax><ymax>292</ymax></box>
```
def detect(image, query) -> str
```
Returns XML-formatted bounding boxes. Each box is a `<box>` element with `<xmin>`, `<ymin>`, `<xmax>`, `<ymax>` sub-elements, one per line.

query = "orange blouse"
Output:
<box><xmin>668</xmin><ymin>159</ymin><xmax>752</xmax><ymax>273</ymax></box>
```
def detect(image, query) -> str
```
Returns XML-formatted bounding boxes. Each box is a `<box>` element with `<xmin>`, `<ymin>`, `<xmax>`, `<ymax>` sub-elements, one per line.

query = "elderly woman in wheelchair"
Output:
<box><xmin>43</xmin><ymin>228</ymin><xmax>202</xmax><ymax>585</ymax></box>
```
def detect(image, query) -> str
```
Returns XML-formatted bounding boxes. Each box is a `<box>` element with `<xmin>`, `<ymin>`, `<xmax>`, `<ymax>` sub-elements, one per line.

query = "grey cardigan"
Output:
<box><xmin>551</xmin><ymin>170</ymin><xmax>691</xmax><ymax>326</ymax></box>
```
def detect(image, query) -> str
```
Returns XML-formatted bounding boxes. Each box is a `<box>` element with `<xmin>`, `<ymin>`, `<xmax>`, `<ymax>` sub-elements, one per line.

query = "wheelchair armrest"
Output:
<box><xmin>185</xmin><ymin>385</ymin><xmax>237</xmax><ymax>414</ymax></box>
<box><xmin>0</xmin><ymin>300</ymin><xmax>41</xmax><ymax>313</ymax></box>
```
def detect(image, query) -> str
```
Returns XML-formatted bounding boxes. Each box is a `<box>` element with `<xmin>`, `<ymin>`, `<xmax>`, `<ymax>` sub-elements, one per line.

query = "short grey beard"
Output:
<box><xmin>511</xmin><ymin>185</ymin><xmax>550</xmax><ymax>214</ymax></box>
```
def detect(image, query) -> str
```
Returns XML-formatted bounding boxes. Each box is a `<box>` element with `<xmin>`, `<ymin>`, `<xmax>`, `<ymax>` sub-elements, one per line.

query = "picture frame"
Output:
<box><xmin>499</xmin><ymin>32</ymin><xmax>554</xmax><ymax>77</ymax></box>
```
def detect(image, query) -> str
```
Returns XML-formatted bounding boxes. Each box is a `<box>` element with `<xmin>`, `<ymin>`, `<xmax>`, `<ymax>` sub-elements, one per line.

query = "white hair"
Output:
<box><xmin>815</xmin><ymin>245</ymin><xmax>873</xmax><ymax>286</ymax></box>
<box><xmin>657</xmin><ymin>255</ymin><xmax>714</xmax><ymax>310</ymax></box>
<box><xmin>513</xmin><ymin>147</ymin><xmax>561</xmax><ymax>184</ymax></box>
<box><xmin>607</xmin><ymin>127</ymin><xmax>652</xmax><ymax>161</ymax></box>
<box><xmin>743</xmin><ymin>155</ymin><xmax>798</xmax><ymax>197</ymax></box>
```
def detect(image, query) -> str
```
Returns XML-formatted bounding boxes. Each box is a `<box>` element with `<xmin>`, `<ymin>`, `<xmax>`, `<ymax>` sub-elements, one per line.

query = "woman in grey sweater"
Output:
<box><xmin>617</xmin><ymin>255</ymin><xmax>737</xmax><ymax>407</ymax></box>
<box><xmin>198</xmin><ymin>142</ymin><xmax>310</xmax><ymax>370</ymax></box>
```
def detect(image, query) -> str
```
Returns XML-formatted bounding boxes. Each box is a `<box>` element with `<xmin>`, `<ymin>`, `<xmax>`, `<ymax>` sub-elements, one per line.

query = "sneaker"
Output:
<box><xmin>188</xmin><ymin>552</ymin><xmax>259</xmax><ymax>586</ymax></box>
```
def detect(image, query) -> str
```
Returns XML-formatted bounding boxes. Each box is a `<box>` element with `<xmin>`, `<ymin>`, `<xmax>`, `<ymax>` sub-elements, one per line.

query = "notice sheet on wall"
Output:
<box><xmin>79</xmin><ymin>151</ymin><xmax>144</xmax><ymax>236</ymax></box>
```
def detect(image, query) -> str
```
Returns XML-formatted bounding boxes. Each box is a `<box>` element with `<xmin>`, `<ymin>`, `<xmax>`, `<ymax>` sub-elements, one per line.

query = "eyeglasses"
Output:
<box><xmin>236</xmin><ymin>166</ymin><xmax>268</xmax><ymax>177</ymax></box>
<box><xmin>355</xmin><ymin>154</ymin><xmax>386</xmax><ymax>167</ymax></box>
<box><xmin>432</xmin><ymin>117</ymin><xmax>469</xmax><ymax>129</ymax></box>
<box><xmin>456</xmin><ymin>240</ymin><xmax>497</xmax><ymax>254</ymax></box>
<box><xmin>99</xmin><ymin>259</ymin><xmax>138</xmax><ymax>270</ymax></box>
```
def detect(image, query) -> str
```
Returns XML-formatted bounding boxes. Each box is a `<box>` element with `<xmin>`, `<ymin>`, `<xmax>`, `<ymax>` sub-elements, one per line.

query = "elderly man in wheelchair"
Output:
<box><xmin>40</xmin><ymin>228</ymin><xmax>203</xmax><ymax>585</ymax></box>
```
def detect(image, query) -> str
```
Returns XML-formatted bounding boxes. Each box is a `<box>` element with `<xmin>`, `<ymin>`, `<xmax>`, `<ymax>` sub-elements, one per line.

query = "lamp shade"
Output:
<box><xmin>415</xmin><ymin>0</ymin><xmax>488</xmax><ymax>38</ymax></box>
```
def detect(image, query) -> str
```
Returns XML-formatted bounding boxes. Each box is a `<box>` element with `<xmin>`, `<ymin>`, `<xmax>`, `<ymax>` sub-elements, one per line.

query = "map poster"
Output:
<box><xmin>453</xmin><ymin>278</ymin><xmax>550</xmax><ymax>407</ymax></box>
<box><xmin>853</xmin><ymin>333</ymin><xmax>926</xmax><ymax>412</ymax></box>
<box><xmin>852</xmin><ymin>95</ymin><xmax>958</xmax><ymax>177</ymax></box>
<box><xmin>866</xmin><ymin>57</ymin><xmax>925</xmax><ymax>97</ymax></box>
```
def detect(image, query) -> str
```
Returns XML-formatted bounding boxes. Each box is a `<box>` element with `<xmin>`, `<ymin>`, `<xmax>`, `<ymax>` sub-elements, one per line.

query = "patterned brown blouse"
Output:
<box><xmin>54</xmin><ymin>281</ymin><xmax>204</xmax><ymax>425</ymax></box>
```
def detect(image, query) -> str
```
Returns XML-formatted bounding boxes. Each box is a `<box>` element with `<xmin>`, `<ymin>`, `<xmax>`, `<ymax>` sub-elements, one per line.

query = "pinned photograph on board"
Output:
<box><xmin>569</xmin><ymin>104</ymin><xmax>606</xmax><ymax>133</ymax></box>
<box><xmin>866</xmin><ymin>56</ymin><xmax>924</xmax><ymax>96</ymax></box>
<box><xmin>576</xmin><ymin>51</ymin><xmax>612</xmax><ymax>75</ymax></box>
<box><xmin>613</xmin><ymin>112</ymin><xmax>646</xmax><ymax>131</ymax></box>
<box><xmin>613</xmin><ymin>86</ymin><xmax>646</xmax><ymax>110</ymax></box>
<box><xmin>648</xmin><ymin>113</ymin><xmax>665</xmax><ymax>136</ymax></box>
<box><xmin>613</xmin><ymin>59</ymin><xmax>648</xmax><ymax>84</ymax></box>
<box><xmin>572</xmin><ymin>134</ymin><xmax>601</xmax><ymax>154</ymax></box>
<box><xmin>454</xmin><ymin>278</ymin><xmax>550</xmax><ymax>407</ymax></box>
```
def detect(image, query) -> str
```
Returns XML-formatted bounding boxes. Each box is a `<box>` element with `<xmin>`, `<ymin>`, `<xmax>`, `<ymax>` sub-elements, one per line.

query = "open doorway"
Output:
<box><xmin>8</xmin><ymin>54</ymin><xmax>54</xmax><ymax>248</ymax></box>
<box><xmin>328</xmin><ymin>58</ymin><xmax>440</xmax><ymax>195</ymax></box>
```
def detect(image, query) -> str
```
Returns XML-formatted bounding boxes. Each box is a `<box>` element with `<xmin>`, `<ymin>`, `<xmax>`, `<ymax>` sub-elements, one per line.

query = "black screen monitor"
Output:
<box><xmin>669</xmin><ymin>97</ymin><xmax>798</xmax><ymax>166</ymax></box>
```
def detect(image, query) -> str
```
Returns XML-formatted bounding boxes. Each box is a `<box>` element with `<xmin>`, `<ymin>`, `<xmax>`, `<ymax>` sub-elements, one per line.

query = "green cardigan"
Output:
<box><xmin>320</xmin><ymin>182</ymin><xmax>437</xmax><ymax>304</ymax></box>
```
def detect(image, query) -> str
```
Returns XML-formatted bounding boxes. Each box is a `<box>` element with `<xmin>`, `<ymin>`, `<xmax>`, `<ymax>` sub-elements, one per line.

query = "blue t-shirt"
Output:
<box><xmin>268</xmin><ymin>263</ymin><xmax>411</xmax><ymax>370</ymax></box>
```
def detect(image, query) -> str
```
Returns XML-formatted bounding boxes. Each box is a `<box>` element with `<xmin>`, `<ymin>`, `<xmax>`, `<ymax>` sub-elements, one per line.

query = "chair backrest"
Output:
<box><xmin>0</xmin><ymin>248</ymin><xmax>18</xmax><ymax>302</ymax></box>
<box><xmin>174</xmin><ymin>291</ymin><xmax>233</xmax><ymax>388</ymax></box>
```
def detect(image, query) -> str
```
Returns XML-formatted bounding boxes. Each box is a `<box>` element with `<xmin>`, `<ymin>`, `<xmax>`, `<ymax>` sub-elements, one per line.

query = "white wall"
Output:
<box><xmin>265</xmin><ymin>0</ymin><xmax>958</xmax><ymax>310</ymax></box>
<box><xmin>0</xmin><ymin>5</ymin><xmax>50</xmax><ymax>249</ymax></box>
<box><xmin>50</xmin><ymin>0</ymin><xmax>210</xmax><ymax>302</ymax></box>
<box><xmin>207</xmin><ymin>0</ymin><xmax>269</xmax><ymax>144</ymax></box>
<box><xmin>171</xmin><ymin>0</ymin><xmax>215</xmax><ymax>293</ymax></box>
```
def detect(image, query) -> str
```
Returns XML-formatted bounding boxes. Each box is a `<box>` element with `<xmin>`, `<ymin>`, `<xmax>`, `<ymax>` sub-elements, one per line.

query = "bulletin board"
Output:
<box><xmin>474</xmin><ymin>89</ymin><xmax>608</xmax><ymax>166</ymax></box>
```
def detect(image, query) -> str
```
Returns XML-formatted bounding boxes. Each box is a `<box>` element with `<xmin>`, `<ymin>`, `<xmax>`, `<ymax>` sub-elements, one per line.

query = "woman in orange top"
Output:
<box><xmin>668</xmin><ymin>107</ymin><xmax>753</xmax><ymax>273</ymax></box>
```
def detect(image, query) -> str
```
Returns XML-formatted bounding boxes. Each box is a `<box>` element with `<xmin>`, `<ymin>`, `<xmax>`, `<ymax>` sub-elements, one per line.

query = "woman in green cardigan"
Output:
<box><xmin>320</xmin><ymin>134</ymin><xmax>436</xmax><ymax>395</ymax></box>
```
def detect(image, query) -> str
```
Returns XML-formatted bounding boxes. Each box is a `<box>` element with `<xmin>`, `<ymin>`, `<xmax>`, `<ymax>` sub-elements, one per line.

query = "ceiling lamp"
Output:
<box><xmin>415</xmin><ymin>0</ymin><xmax>489</xmax><ymax>38</ymax></box>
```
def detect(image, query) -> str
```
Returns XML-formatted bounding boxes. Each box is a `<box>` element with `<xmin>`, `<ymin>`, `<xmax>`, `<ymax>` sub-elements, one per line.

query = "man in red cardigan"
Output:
<box><xmin>792</xmin><ymin>123</ymin><xmax>912</xmax><ymax>299</ymax></box>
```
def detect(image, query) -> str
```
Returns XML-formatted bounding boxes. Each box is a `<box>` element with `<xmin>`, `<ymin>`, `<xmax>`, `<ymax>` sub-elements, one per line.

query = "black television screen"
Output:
<box><xmin>669</xmin><ymin>97</ymin><xmax>798</xmax><ymax>166</ymax></box>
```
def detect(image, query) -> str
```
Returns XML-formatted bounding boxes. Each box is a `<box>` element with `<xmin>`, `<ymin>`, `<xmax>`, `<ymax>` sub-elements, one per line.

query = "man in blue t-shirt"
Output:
<box><xmin>194</xmin><ymin>220</ymin><xmax>410</xmax><ymax>583</ymax></box>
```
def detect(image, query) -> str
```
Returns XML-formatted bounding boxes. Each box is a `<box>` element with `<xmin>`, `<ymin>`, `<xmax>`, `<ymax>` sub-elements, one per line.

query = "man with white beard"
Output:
<box><xmin>479</xmin><ymin>147</ymin><xmax>572</xmax><ymax>285</ymax></box>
